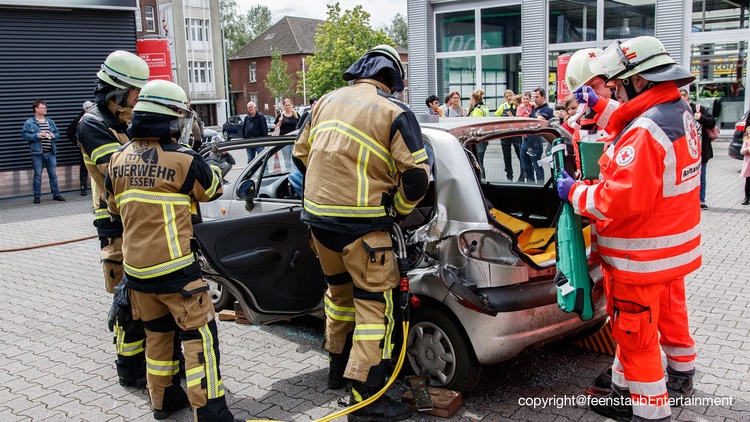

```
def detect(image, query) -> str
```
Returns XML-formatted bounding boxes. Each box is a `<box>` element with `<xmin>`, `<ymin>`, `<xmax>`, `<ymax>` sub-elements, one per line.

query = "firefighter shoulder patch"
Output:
<box><xmin>615</xmin><ymin>146</ymin><xmax>635</xmax><ymax>167</ymax></box>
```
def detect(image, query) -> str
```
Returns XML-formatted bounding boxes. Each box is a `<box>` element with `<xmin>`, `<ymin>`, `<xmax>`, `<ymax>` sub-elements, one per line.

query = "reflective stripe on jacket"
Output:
<box><xmin>568</xmin><ymin>82</ymin><xmax>702</xmax><ymax>284</ymax></box>
<box><xmin>293</xmin><ymin>79</ymin><xmax>430</xmax><ymax>235</ymax></box>
<box><xmin>105</xmin><ymin>139</ymin><xmax>223</xmax><ymax>292</ymax></box>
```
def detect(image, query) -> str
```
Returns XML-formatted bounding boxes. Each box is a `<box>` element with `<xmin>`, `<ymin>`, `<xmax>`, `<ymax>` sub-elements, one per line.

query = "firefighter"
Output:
<box><xmin>76</xmin><ymin>50</ymin><xmax>149</xmax><ymax>388</ymax></box>
<box><xmin>104</xmin><ymin>80</ymin><xmax>239</xmax><ymax>421</ymax></box>
<box><xmin>557</xmin><ymin>36</ymin><xmax>700</xmax><ymax>422</ymax></box>
<box><xmin>293</xmin><ymin>44</ymin><xmax>430</xmax><ymax>421</ymax></box>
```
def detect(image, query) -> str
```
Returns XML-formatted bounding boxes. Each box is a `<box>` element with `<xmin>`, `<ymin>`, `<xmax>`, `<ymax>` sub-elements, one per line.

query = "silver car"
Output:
<box><xmin>195</xmin><ymin>118</ymin><xmax>608</xmax><ymax>391</ymax></box>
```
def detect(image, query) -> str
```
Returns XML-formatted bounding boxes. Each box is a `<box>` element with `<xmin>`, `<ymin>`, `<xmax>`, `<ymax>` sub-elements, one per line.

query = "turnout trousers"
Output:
<box><xmin>129</xmin><ymin>280</ymin><xmax>234</xmax><ymax>421</ymax></box>
<box><xmin>102</xmin><ymin>236</ymin><xmax>146</xmax><ymax>382</ymax></box>
<box><xmin>311</xmin><ymin>229</ymin><xmax>399</xmax><ymax>383</ymax></box>
<box><xmin>604</xmin><ymin>268</ymin><xmax>695</xmax><ymax>422</ymax></box>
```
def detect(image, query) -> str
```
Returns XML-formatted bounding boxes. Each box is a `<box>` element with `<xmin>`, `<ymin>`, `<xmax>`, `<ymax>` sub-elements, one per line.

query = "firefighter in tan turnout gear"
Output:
<box><xmin>104</xmin><ymin>80</ymin><xmax>239</xmax><ymax>421</ymax></box>
<box><xmin>293</xmin><ymin>45</ymin><xmax>430</xmax><ymax>421</ymax></box>
<box><xmin>76</xmin><ymin>50</ymin><xmax>149</xmax><ymax>388</ymax></box>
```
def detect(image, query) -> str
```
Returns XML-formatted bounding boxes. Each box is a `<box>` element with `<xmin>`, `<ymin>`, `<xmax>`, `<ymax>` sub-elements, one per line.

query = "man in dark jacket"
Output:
<box><xmin>241</xmin><ymin>101</ymin><xmax>268</xmax><ymax>163</ymax></box>
<box><xmin>66</xmin><ymin>100</ymin><xmax>95</xmax><ymax>196</ymax></box>
<box><xmin>680</xmin><ymin>89</ymin><xmax>716</xmax><ymax>209</ymax></box>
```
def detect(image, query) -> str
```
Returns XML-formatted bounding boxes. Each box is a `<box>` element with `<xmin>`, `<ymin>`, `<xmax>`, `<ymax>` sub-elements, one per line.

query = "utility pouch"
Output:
<box><xmin>579</xmin><ymin>141</ymin><xmax>605</xmax><ymax>180</ymax></box>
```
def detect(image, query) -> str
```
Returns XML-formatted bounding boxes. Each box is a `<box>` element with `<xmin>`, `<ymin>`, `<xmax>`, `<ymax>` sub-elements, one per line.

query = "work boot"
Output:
<box><xmin>742</xmin><ymin>197</ymin><xmax>749</xmax><ymax>205</ymax></box>
<box><xmin>153</xmin><ymin>384</ymin><xmax>190</xmax><ymax>419</ymax></box>
<box><xmin>589</xmin><ymin>384</ymin><xmax>633</xmax><ymax>422</ymax></box>
<box><xmin>328</xmin><ymin>352</ymin><xmax>348</xmax><ymax>389</ymax></box>
<box><xmin>81</xmin><ymin>186</ymin><xmax>87</xmax><ymax>196</ymax></box>
<box><xmin>666</xmin><ymin>367</ymin><xmax>694</xmax><ymax>403</ymax></box>
<box><xmin>118</xmin><ymin>376</ymin><xmax>146</xmax><ymax>389</ymax></box>
<box><xmin>585</xmin><ymin>367</ymin><xmax>612</xmax><ymax>396</ymax></box>
<box><xmin>348</xmin><ymin>381</ymin><xmax>411</xmax><ymax>422</ymax></box>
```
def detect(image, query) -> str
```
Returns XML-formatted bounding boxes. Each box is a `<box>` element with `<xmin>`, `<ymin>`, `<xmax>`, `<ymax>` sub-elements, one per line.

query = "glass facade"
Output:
<box><xmin>436</xmin><ymin>10</ymin><xmax>475</xmax><ymax>53</ymax></box>
<box><xmin>437</xmin><ymin>56</ymin><xmax>476</xmax><ymax>107</ymax></box>
<box><xmin>690</xmin><ymin>41</ymin><xmax>748</xmax><ymax>128</ymax></box>
<box><xmin>481</xmin><ymin>5</ymin><xmax>521</xmax><ymax>48</ymax></box>
<box><xmin>549</xmin><ymin>0</ymin><xmax>597</xmax><ymax>43</ymax></box>
<box><xmin>603</xmin><ymin>0</ymin><xmax>655</xmax><ymax>39</ymax></box>
<box><xmin>692</xmin><ymin>0</ymin><xmax>750</xmax><ymax>32</ymax></box>
<box><xmin>482</xmin><ymin>53</ymin><xmax>522</xmax><ymax>110</ymax></box>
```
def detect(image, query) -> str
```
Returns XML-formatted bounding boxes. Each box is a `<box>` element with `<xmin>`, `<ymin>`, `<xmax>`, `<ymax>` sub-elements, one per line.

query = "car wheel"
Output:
<box><xmin>206</xmin><ymin>278</ymin><xmax>234</xmax><ymax>311</ymax></box>
<box><xmin>404</xmin><ymin>305</ymin><xmax>481</xmax><ymax>391</ymax></box>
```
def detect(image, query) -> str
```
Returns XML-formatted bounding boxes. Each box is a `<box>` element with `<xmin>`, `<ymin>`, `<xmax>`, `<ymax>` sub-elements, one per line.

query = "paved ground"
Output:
<box><xmin>0</xmin><ymin>140</ymin><xmax>748</xmax><ymax>421</ymax></box>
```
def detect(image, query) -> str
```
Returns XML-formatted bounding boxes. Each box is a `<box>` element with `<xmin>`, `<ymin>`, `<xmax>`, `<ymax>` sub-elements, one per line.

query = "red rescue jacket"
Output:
<box><xmin>568</xmin><ymin>82</ymin><xmax>702</xmax><ymax>284</ymax></box>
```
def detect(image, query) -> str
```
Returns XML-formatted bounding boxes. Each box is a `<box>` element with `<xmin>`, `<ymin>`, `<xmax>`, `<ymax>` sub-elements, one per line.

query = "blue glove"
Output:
<box><xmin>556</xmin><ymin>169</ymin><xmax>575</xmax><ymax>203</ymax></box>
<box><xmin>574</xmin><ymin>85</ymin><xmax>600</xmax><ymax>108</ymax></box>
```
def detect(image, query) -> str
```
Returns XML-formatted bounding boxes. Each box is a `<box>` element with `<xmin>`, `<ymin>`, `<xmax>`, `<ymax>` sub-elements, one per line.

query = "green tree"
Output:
<box><xmin>385</xmin><ymin>13</ymin><xmax>407</xmax><ymax>47</ymax></box>
<box><xmin>265</xmin><ymin>49</ymin><xmax>294</xmax><ymax>106</ymax></box>
<box><xmin>220</xmin><ymin>0</ymin><xmax>272</xmax><ymax>55</ymax></box>
<box><xmin>301</xmin><ymin>3</ymin><xmax>394</xmax><ymax>98</ymax></box>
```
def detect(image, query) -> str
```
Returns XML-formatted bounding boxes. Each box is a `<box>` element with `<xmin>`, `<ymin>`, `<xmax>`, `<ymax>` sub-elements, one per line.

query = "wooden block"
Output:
<box><xmin>218</xmin><ymin>310</ymin><xmax>235</xmax><ymax>321</ymax></box>
<box><xmin>234</xmin><ymin>317</ymin><xmax>251</xmax><ymax>324</ymax></box>
<box><xmin>402</xmin><ymin>386</ymin><xmax>461</xmax><ymax>418</ymax></box>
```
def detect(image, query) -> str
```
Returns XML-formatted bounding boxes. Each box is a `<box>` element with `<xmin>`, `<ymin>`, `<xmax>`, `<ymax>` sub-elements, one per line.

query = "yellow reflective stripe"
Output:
<box><xmin>392</xmin><ymin>191</ymin><xmax>415</xmax><ymax>215</ymax></box>
<box><xmin>146</xmin><ymin>356</ymin><xmax>180</xmax><ymax>377</ymax></box>
<box><xmin>162</xmin><ymin>204</ymin><xmax>182</xmax><ymax>259</ymax></box>
<box><xmin>90</xmin><ymin>142</ymin><xmax>120</xmax><ymax>163</ymax></box>
<box><xmin>353</xmin><ymin>323</ymin><xmax>386</xmax><ymax>341</ymax></box>
<box><xmin>82</xmin><ymin>152</ymin><xmax>94</xmax><ymax>166</ymax></box>
<box><xmin>382</xmin><ymin>290</ymin><xmax>395</xmax><ymax>359</ymax></box>
<box><xmin>412</xmin><ymin>148</ymin><xmax>428</xmax><ymax>164</ymax></box>
<box><xmin>199</xmin><ymin>324</ymin><xmax>223</xmax><ymax>399</ymax></box>
<box><xmin>118</xmin><ymin>339</ymin><xmax>145</xmax><ymax>356</ymax></box>
<box><xmin>185</xmin><ymin>366</ymin><xmax>205</xmax><ymax>389</ymax></box>
<box><xmin>324</xmin><ymin>297</ymin><xmax>356</xmax><ymax>322</ymax></box>
<box><xmin>95</xmin><ymin>208</ymin><xmax>110</xmax><ymax>220</ymax></box>
<box><xmin>124</xmin><ymin>253</ymin><xmax>195</xmax><ymax>278</ymax></box>
<box><xmin>304</xmin><ymin>198</ymin><xmax>386</xmax><ymax>218</ymax></box>
<box><xmin>115</xmin><ymin>189</ymin><xmax>190</xmax><ymax>207</ymax></box>
<box><xmin>310</xmin><ymin>120</ymin><xmax>395</xmax><ymax>173</ymax></box>
<box><xmin>356</xmin><ymin>145</ymin><xmax>369</xmax><ymax>206</ymax></box>
<box><xmin>205</xmin><ymin>165</ymin><xmax>222</xmax><ymax>197</ymax></box>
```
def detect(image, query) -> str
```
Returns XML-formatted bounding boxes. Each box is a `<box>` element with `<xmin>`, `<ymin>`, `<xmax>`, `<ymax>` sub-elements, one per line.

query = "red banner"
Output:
<box><xmin>137</xmin><ymin>38</ymin><xmax>172</xmax><ymax>82</ymax></box>
<box><xmin>557</xmin><ymin>54</ymin><xmax>572</xmax><ymax>102</ymax></box>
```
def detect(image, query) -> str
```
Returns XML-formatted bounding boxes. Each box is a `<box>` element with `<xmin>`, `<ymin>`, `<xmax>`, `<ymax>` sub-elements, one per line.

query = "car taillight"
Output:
<box><xmin>736</xmin><ymin>121</ymin><xmax>746</xmax><ymax>132</ymax></box>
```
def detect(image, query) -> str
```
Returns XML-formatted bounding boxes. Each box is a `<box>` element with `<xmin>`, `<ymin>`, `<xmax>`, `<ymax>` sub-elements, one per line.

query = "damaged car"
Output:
<box><xmin>194</xmin><ymin>117</ymin><xmax>608</xmax><ymax>391</ymax></box>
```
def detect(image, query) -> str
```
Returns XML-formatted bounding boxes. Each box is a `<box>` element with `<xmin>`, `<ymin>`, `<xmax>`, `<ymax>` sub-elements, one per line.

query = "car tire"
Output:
<box><xmin>207</xmin><ymin>278</ymin><xmax>234</xmax><ymax>311</ymax></box>
<box><xmin>403</xmin><ymin>305</ymin><xmax>482</xmax><ymax>391</ymax></box>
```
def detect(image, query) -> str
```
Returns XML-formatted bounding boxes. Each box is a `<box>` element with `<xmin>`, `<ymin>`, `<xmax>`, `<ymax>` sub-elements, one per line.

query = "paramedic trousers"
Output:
<box><xmin>102</xmin><ymin>236</ymin><xmax>146</xmax><ymax>382</ymax></box>
<box><xmin>311</xmin><ymin>228</ymin><xmax>399</xmax><ymax>383</ymax></box>
<box><xmin>129</xmin><ymin>280</ymin><xmax>235</xmax><ymax>422</ymax></box>
<box><xmin>604</xmin><ymin>270</ymin><xmax>696</xmax><ymax>421</ymax></box>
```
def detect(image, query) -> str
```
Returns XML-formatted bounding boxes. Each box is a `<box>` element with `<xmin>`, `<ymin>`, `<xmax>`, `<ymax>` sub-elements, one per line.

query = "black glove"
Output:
<box><xmin>107</xmin><ymin>280</ymin><xmax>133</xmax><ymax>332</ymax></box>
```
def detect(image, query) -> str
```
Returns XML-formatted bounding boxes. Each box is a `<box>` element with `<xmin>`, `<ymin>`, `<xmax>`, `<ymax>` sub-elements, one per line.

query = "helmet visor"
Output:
<box><xmin>590</xmin><ymin>41</ymin><xmax>671</xmax><ymax>86</ymax></box>
<box><xmin>177</xmin><ymin>111</ymin><xmax>195</xmax><ymax>148</ymax></box>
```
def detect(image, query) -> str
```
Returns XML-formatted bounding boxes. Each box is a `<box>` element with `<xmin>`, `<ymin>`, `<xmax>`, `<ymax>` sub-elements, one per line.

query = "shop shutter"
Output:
<box><xmin>408</xmin><ymin>0</ymin><xmax>434</xmax><ymax>113</ymax></box>
<box><xmin>656</xmin><ymin>0</ymin><xmax>686</xmax><ymax>64</ymax></box>
<box><xmin>521</xmin><ymin>0</ymin><xmax>548</xmax><ymax>95</ymax></box>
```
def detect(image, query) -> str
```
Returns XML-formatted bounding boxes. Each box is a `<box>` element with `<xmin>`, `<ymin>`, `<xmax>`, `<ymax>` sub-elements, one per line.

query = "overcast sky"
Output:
<box><xmin>236</xmin><ymin>0</ymin><xmax>406</xmax><ymax>30</ymax></box>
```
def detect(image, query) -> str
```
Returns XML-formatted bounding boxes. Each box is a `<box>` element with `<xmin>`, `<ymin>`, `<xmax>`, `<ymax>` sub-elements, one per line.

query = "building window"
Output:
<box><xmin>185</xmin><ymin>18</ymin><xmax>209</xmax><ymax>43</ymax></box>
<box><xmin>690</xmin><ymin>41</ymin><xmax>747</xmax><ymax>129</ymax></box>
<box><xmin>145</xmin><ymin>6</ymin><xmax>156</xmax><ymax>32</ymax></box>
<box><xmin>481</xmin><ymin>5</ymin><xmax>522</xmax><ymax>49</ymax></box>
<box><xmin>436</xmin><ymin>10</ymin><xmax>476</xmax><ymax>53</ymax></box>
<box><xmin>549</xmin><ymin>0</ymin><xmax>596</xmax><ymax>44</ymax></box>
<box><xmin>437</xmin><ymin>56</ymin><xmax>476</xmax><ymax>107</ymax></box>
<box><xmin>250</xmin><ymin>93</ymin><xmax>258</xmax><ymax>106</ymax></box>
<box><xmin>249</xmin><ymin>62</ymin><xmax>257</xmax><ymax>83</ymax></box>
<box><xmin>135</xmin><ymin>9</ymin><xmax>142</xmax><ymax>32</ymax></box>
<box><xmin>481</xmin><ymin>53</ymin><xmax>522</xmax><ymax>110</ymax></box>
<box><xmin>692</xmin><ymin>1</ymin><xmax>750</xmax><ymax>32</ymax></box>
<box><xmin>189</xmin><ymin>61</ymin><xmax>213</xmax><ymax>84</ymax></box>
<box><xmin>603</xmin><ymin>0</ymin><xmax>655</xmax><ymax>39</ymax></box>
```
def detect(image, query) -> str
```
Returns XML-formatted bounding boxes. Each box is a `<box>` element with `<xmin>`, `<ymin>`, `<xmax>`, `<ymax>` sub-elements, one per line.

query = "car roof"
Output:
<box><xmin>419</xmin><ymin>116</ymin><xmax>567</xmax><ymax>144</ymax></box>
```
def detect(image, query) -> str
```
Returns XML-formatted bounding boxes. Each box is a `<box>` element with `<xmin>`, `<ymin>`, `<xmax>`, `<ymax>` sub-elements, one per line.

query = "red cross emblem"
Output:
<box><xmin>620</xmin><ymin>150</ymin><xmax>631</xmax><ymax>161</ymax></box>
<box><xmin>588</xmin><ymin>52</ymin><xmax>597</xmax><ymax>58</ymax></box>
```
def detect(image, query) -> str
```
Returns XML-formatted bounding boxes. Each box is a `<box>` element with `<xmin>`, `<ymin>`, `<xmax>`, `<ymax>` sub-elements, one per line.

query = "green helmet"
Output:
<box><xmin>565</xmin><ymin>48</ymin><xmax>604</xmax><ymax>91</ymax></box>
<box><xmin>133</xmin><ymin>80</ymin><xmax>189</xmax><ymax>117</ymax></box>
<box><xmin>97</xmin><ymin>50</ymin><xmax>149</xmax><ymax>89</ymax></box>
<box><xmin>366</xmin><ymin>44</ymin><xmax>404</xmax><ymax>80</ymax></box>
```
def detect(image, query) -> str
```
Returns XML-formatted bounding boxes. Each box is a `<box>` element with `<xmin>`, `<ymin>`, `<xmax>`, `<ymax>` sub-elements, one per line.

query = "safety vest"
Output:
<box><xmin>568</xmin><ymin>82</ymin><xmax>702</xmax><ymax>284</ymax></box>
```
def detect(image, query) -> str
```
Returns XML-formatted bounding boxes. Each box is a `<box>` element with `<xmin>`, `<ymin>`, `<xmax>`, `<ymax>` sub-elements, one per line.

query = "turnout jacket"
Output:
<box><xmin>105</xmin><ymin>137</ymin><xmax>223</xmax><ymax>293</ymax></box>
<box><xmin>293</xmin><ymin>79</ymin><xmax>430</xmax><ymax>235</ymax></box>
<box><xmin>76</xmin><ymin>103</ymin><xmax>129</xmax><ymax>238</ymax></box>
<box><xmin>567</xmin><ymin>82</ymin><xmax>702</xmax><ymax>285</ymax></box>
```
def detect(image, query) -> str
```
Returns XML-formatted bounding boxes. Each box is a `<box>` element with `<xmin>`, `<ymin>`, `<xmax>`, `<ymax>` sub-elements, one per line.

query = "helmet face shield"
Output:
<box><xmin>590</xmin><ymin>37</ymin><xmax>673</xmax><ymax>86</ymax></box>
<box><xmin>177</xmin><ymin>111</ymin><xmax>195</xmax><ymax>147</ymax></box>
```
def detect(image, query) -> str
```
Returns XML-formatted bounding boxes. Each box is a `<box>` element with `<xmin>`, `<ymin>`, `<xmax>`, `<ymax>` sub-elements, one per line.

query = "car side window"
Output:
<box><xmin>262</xmin><ymin>144</ymin><xmax>293</xmax><ymax>177</ymax></box>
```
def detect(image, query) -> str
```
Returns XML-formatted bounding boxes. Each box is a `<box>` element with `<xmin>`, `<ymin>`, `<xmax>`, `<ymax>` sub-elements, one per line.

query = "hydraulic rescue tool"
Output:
<box><xmin>551</xmin><ymin>137</ymin><xmax>594</xmax><ymax>320</ymax></box>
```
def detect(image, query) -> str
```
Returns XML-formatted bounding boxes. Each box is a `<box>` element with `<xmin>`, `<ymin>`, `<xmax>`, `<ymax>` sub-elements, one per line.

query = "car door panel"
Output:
<box><xmin>194</xmin><ymin>206</ymin><xmax>324</xmax><ymax>314</ymax></box>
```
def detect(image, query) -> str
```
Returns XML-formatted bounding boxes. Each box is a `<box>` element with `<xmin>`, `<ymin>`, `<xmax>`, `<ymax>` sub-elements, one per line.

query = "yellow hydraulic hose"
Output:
<box><xmin>313</xmin><ymin>320</ymin><xmax>410</xmax><ymax>422</ymax></box>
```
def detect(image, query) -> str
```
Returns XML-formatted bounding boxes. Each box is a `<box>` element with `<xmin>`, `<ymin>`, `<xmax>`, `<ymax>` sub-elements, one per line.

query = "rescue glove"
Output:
<box><xmin>108</xmin><ymin>280</ymin><xmax>134</xmax><ymax>332</ymax></box>
<box><xmin>574</xmin><ymin>85</ymin><xmax>600</xmax><ymax>108</ymax></box>
<box><xmin>556</xmin><ymin>169</ymin><xmax>575</xmax><ymax>204</ymax></box>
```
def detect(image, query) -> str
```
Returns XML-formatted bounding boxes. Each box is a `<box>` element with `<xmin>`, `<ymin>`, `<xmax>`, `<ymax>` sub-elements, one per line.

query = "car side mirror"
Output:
<box><xmin>238</xmin><ymin>179</ymin><xmax>256</xmax><ymax>211</ymax></box>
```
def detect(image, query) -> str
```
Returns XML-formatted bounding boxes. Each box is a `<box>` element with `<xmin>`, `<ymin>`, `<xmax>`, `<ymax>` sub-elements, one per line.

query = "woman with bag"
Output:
<box><xmin>273</xmin><ymin>98</ymin><xmax>299</xmax><ymax>136</ymax></box>
<box><xmin>680</xmin><ymin>89</ymin><xmax>717</xmax><ymax>209</ymax></box>
<box><xmin>742</xmin><ymin>129</ymin><xmax>750</xmax><ymax>205</ymax></box>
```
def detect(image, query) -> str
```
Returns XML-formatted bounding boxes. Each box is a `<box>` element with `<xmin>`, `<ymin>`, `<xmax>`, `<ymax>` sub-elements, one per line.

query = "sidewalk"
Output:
<box><xmin>0</xmin><ymin>140</ymin><xmax>747</xmax><ymax>421</ymax></box>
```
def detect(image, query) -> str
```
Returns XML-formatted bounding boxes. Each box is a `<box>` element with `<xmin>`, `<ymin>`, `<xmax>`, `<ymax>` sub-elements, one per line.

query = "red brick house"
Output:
<box><xmin>228</xmin><ymin>16</ymin><xmax>322</xmax><ymax>116</ymax></box>
<box><xmin>228</xmin><ymin>16</ymin><xmax>409</xmax><ymax>116</ymax></box>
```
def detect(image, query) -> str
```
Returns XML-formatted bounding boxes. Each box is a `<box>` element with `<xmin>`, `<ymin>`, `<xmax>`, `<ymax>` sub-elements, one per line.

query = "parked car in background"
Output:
<box><xmin>264</xmin><ymin>114</ymin><xmax>275</xmax><ymax>135</ymax></box>
<box><xmin>202</xmin><ymin>128</ymin><xmax>221</xmax><ymax>146</ymax></box>
<box><xmin>730</xmin><ymin>110</ymin><xmax>748</xmax><ymax>160</ymax></box>
<box><xmin>222</xmin><ymin>115</ymin><xmax>244</xmax><ymax>140</ymax></box>
<box><xmin>194</xmin><ymin>119</ymin><xmax>608</xmax><ymax>391</ymax></box>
